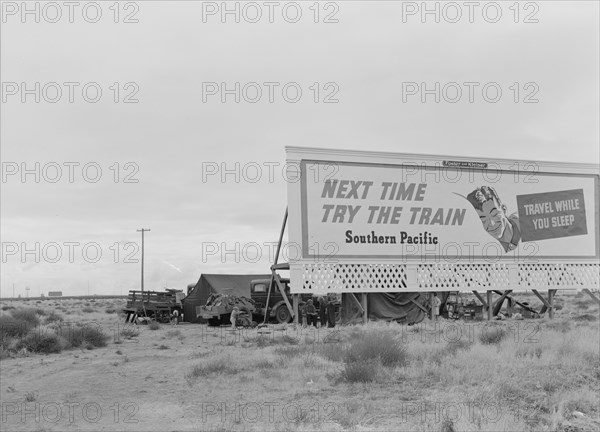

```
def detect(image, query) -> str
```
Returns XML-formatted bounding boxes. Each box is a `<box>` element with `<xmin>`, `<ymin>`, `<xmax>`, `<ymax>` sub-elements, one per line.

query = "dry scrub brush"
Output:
<box><xmin>0</xmin><ymin>308</ymin><xmax>110</xmax><ymax>355</ymax></box>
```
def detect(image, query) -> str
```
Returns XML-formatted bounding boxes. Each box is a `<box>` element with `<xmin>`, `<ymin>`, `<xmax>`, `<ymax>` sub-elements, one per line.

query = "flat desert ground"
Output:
<box><xmin>0</xmin><ymin>293</ymin><xmax>599</xmax><ymax>432</ymax></box>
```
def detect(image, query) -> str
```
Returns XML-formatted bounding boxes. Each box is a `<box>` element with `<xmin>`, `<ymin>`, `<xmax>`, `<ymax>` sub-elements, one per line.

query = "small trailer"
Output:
<box><xmin>123</xmin><ymin>289</ymin><xmax>184</xmax><ymax>323</ymax></box>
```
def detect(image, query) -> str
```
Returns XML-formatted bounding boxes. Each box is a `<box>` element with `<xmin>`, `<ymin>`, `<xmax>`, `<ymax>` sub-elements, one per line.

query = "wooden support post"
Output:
<box><xmin>487</xmin><ymin>291</ymin><xmax>493</xmax><ymax>321</ymax></box>
<box><xmin>491</xmin><ymin>290</ymin><xmax>537</xmax><ymax>314</ymax></box>
<box><xmin>429</xmin><ymin>292</ymin><xmax>434</xmax><ymax>320</ymax></box>
<box><xmin>472</xmin><ymin>291</ymin><xmax>488</xmax><ymax>309</ymax></box>
<box><xmin>293</xmin><ymin>294</ymin><xmax>299</xmax><ymax>324</ymax></box>
<box><xmin>349</xmin><ymin>293</ymin><xmax>365</xmax><ymax>314</ymax></box>
<box><xmin>262</xmin><ymin>208</ymin><xmax>288</xmax><ymax>325</ymax></box>
<box><xmin>493</xmin><ymin>290</ymin><xmax>513</xmax><ymax>316</ymax></box>
<box><xmin>274</xmin><ymin>274</ymin><xmax>294</xmax><ymax>316</ymax></box>
<box><xmin>507</xmin><ymin>297</ymin><xmax>514</xmax><ymax>316</ymax></box>
<box><xmin>532</xmin><ymin>289</ymin><xmax>552</xmax><ymax>316</ymax></box>
<box><xmin>548</xmin><ymin>290</ymin><xmax>556</xmax><ymax>319</ymax></box>
<box><xmin>361</xmin><ymin>293</ymin><xmax>368</xmax><ymax>324</ymax></box>
<box><xmin>409</xmin><ymin>298</ymin><xmax>429</xmax><ymax>314</ymax></box>
<box><xmin>582</xmin><ymin>289</ymin><xmax>600</xmax><ymax>305</ymax></box>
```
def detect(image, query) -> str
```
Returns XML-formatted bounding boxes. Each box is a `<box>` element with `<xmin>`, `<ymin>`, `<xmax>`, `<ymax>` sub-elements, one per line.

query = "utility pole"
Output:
<box><xmin>137</xmin><ymin>228</ymin><xmax>151</xmax><ymax>316</ymax></box>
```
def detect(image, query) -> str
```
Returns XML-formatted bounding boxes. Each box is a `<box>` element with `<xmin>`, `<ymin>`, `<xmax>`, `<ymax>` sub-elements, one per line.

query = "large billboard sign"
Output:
<box><xmin>286</xmin><ymin>147</ymin><xmax>600</xmax><ymax>293</ymax></box>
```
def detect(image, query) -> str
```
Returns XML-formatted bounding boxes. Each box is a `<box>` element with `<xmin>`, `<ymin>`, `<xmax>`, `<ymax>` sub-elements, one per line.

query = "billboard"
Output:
<box><xmin>286</xmin><ymin>147</ymin><xmax>600</xmax><ymax>293</ymax></box>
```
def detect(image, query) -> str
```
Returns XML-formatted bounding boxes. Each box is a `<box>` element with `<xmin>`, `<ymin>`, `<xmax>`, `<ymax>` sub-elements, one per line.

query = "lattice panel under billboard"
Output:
<box><xmin>416</xmin><ymin>264</ymin><xmax>510</xmax><ymax>290</ymax></box>
<box><xmin>518</xmin><ymin>263</ymin><xmax>600</xmax><ymax>288</ymax></box>
<box><xmin>301</xmin><ymin>264</ymin><xmax>407</xmax><ymax>292</ymax></box>
<box><xmin>298</xmin><ymin>263</ymin><xmax>599</xmax><ymax>292</ymax></box>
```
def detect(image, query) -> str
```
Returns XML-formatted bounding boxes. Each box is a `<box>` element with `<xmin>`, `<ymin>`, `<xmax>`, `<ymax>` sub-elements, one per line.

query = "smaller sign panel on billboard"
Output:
<box><xmin>517</xmin><ymin>189</ymin><xmax>587</xmax><ymax>241</ymax></box>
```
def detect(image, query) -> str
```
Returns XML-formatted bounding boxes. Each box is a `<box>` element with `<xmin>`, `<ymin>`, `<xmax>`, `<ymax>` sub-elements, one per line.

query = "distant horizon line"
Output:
<box><xmin>0</xmin><ymin>295</ymin><xmax>128</xmax><ymax>301</ymax></box>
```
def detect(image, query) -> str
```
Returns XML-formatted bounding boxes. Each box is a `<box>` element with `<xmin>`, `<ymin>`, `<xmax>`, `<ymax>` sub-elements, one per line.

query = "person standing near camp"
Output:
<box><xmin>318</xmin><ymin>296</ymin><xmax>329</xmax><ymax>328</ymax></box>
<box><xmin>432</xmin><ymin>293</ymin><xmax>442</xmax><ymax>321</ymax></box>
<box><xmin>170</xmin><ymin>309</ymin><xmax>179</xmax><ymax>326</ymax></box>
<box><xmin>305</xmin><ymin>299</ymin><xmax>317</xmax><ymax>327</ymax></box>
<box><xmin>299</xmin><ymin>302</ymin><xmax>307</xmax><ymax>328</ymax></box>
<box><xmin>326</xmin><ymin>294</ymin><xmax>336</xmax><ymax>328</ymax></box>
<box><xmin>230</xmin><ymin>306</ymin><xmax>240</xmax><ymax>330</ymax></box>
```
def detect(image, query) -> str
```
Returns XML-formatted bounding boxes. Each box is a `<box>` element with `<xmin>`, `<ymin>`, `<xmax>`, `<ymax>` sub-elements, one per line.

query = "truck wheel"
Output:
<box><xmin>275</xmin><ymin>305</ymin><xmax>292</xmax><ymax>324</ymax></box>
<box><xmin>237</xmin><ymin>316</ymin><xmax>250</xmax><ymax>328</ymax></box>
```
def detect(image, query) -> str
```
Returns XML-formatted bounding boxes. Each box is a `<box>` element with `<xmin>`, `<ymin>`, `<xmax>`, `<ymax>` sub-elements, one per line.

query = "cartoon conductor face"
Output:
<box><xmin>466</xmin><ymin>186</ymin><xmax>520</xmax><ymax>252</ymax></box>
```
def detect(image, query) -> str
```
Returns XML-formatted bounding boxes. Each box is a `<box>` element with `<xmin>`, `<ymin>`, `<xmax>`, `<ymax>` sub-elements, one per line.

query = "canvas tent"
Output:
<box><xmin>341</xmin><ymin>292</ymin><xmax>450</xmax><ymax>325</ymax></box>
<box><xmin>182</xmin><ymin>274</ymin><xmax>270</xmax><ymax>322</ymax></box>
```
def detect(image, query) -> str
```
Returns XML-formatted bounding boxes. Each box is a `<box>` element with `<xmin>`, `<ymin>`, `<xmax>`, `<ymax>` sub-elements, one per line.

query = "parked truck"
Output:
<box><xmin>250</xmin><ymin>278</ymin><xmax>340</xmax><ymax>324</ymax></box>
<box><xmin>197</xmin><ymin>294</ymin><xmax>257</xmax><ymax>327</ymax></box>
<box><xmin>194</xmin><ymin>277</ymin><xmax>341</xmax><ymax>326</ymax></box>
<box><xmin>122</xmin><ymin>289</ymin><xmax>184</xmax><ymax>323</ymax></box>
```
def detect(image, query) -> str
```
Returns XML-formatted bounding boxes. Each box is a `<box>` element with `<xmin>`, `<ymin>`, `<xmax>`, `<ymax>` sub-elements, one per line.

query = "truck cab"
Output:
<box><xmin>250</xmin><ymin>278</ymin><xmax>311</xmax><ymax>323</ymax></box>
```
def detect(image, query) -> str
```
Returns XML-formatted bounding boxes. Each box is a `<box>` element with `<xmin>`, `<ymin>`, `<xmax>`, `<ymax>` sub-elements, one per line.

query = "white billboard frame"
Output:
<box><xmin>286</xmin><ymin>146</ymin><xmax>600</xmax><ymax>294</ymax></box>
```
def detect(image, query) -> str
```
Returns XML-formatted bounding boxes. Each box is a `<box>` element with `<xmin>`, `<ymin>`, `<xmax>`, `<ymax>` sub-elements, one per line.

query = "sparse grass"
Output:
<box><xmin>274</xmin><ymin>345</ymin><xmax>303</xmax><ymax>359</ymax></box>
<box><xmin>340</xmin><ymin>358</ymin><xmax>382</xmax><ymax>383</ymax></box>
<box><xmin>0</xmin><ymin>347</ymin><xmax>11</xmax><ymax>360</ymax></box>
<box><xmin>478</xmin><ymin>324</ymin><xmax>506</xmax><ymax>345</ymax></box>
<box><xmin>24</xmin><ymin>392</ymin><xmax>36</xmax><ymax>402</ymax></box>
<box><xmin>56</xmin><ymin>324</ymin><xmax>109</xmax><ymax>349</ymax></box>
<box><xmin>255</xmin><ymin>336</ymin><xmax>271</xmax><ymax>348</ymax></box>
<box><xmin>185</xmin><ymin>357</ymin><xmax>241</xmax><ymax>381</ymax></box>
<box><xmin>188</xmin><ymin>351</ymin><xmax>212</xmax><ymax>359</ymax></box>
<box><xmin>0</xmin><ymin>298</ymin><xmax>598</xmax><ymax>432</ymax></box>
<box><xmin>255</xmin><ymin>358</ymin><xmax>275</xmax><ymax>369</ymax></box>
<box><xmin>309</xmin><ymin>328</ymin><xmax>409</xmax><ymax>383</ymax></box>
<box><xmin>545</xmin><ymin>320</ymin><xmax>572</xmax><ymax>333</ymax></box>
<box><xmin>120</xmin><ymin>326</ymin><xmax>140</xmax><ymax>339</ymax></box>
<box><xmin>315</xmin><ymin>342</ymin><xmax>346</xmax><ymax>362</ymax></box>
<box><xmin>277</xmin><ymin>334</ymin><xmax>300</xmax><ymax>345</ymax></box>
<box><xmin>516</xmin><ymin>345</ymin><xmax>543</xmax><ymax>359</ymax></box>
<box><xmin>166</xmin><ymin>329</ymin><xmax>185</xmax><ymax>340</ymax></box>
<box><xmin>10</xmin><ymin>308</ymin><xmax>40</xmax><ymax>327</ymax></box>
<box><xmin>81</xmin><ymin>307</ymin><xmax>95</xmax><ymax>313</ymax></box>
<box><xmin>445</xmin><ymin>338</ymin><xmax>473</xmax><ymax>355</ymax></box>
<box><xmin>44</xmin><ymin>311</ymin><xmax>64</xmax><ymax>324</ymax></box>
<box><xmin>343</xmin><ymin>330</ymin><xmax>407</xmax><ymax>367</ymax></box>
<box><xmin>17</xmin><ymin>332</ymin><xmax>63</xmax><ymax>354</ymax></box>
<box><xmin>148</xmin><ymin>321</ymin><xmax>161</xmax><ymax>330</ymax></box>
<box><xmin>574</xmin><ymin>300</ymin><xmax>591</xmax><ymax>309</ymax></box>
<box><xmin>0</xmin><ymin>315</ymin><xmax>33</xmax><ymax>339</ymax></box>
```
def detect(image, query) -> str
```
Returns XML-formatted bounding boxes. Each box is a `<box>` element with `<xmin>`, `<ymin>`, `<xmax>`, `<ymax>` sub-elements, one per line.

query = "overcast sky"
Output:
<box><xmin>1</xmin><ymin>1</ymin><xmax>598</xmax><ymax>296</ymax></box>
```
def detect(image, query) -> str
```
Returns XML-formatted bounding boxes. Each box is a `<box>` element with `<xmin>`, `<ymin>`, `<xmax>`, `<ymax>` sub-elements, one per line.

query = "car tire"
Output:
<box><xmin>275</xmin><ymin>305</ymin><xmax>292</xmax><ymax>324</ymax></box>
